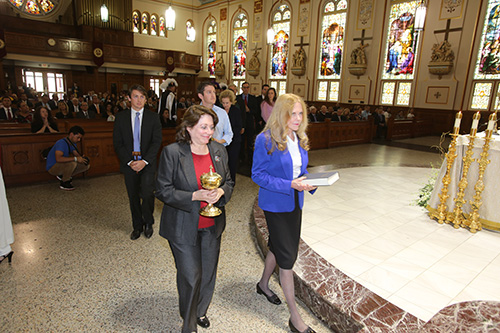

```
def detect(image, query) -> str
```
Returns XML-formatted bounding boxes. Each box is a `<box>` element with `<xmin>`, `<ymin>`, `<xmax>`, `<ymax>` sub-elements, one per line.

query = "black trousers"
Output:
<box><xmin>169</xmin><ymin>226</ymin><xmax>221</xmax><ymax>333</ymax></box>
<box><xmin>123</xmin><ymin>169</ymin><xmax>155</xmax><ymax>232</ymax></box>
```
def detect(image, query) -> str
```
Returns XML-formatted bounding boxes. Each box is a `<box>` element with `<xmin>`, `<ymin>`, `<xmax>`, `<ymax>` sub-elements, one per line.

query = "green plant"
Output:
<box><xmin>415</xmin><ymin>167</ymin><xmax>439</xmax><ymax>207</ymax></box>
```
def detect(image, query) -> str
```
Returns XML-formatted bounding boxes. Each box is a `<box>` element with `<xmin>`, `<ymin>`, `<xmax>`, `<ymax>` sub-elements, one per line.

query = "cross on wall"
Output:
<box><xmin>353</xmin><ymin>29</ymin><xmax>372</xmax><ymax>45</ymax></box>
<box><xmin>434</xmin><ymin>19</ymin><xmax>463</xmax><ymax>41</ymax></box>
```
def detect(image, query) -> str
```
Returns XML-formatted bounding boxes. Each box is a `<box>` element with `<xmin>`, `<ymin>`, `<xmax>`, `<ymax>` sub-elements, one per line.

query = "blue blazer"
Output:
<box><xmin>252</xmin><ymin>131</ymin><xmax>310</xmax><ymax>213</ymax></box>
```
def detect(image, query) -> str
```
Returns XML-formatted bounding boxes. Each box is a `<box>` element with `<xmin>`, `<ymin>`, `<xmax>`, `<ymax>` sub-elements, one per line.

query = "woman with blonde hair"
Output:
<box><xmin>251</xmin><ymin>93</ymin><xmax>317</xmax><ymax>333</ymax></box>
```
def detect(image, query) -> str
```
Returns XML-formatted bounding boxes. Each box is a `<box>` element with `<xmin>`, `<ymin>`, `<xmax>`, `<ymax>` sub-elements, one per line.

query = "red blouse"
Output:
<box><xmin>192</xmin><ymin>152</ymin><xmax>216</xmax><ymax>229</ymax></box>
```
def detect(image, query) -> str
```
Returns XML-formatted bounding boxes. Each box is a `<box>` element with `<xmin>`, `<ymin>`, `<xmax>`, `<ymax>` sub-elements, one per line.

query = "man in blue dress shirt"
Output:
<box><xmin>198</xmin><ymin>82</ymin><xmax>233</xmax><ymax>147</ymax></box>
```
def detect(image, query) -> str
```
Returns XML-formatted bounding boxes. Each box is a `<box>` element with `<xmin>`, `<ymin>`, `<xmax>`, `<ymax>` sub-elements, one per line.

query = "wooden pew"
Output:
<box><xmin>0</xmin><ymin>122</ymin><xmax>176</xmax><ymax>186</ymax></box>
<box><xmin>307</xmin><ymin>119</ymin><xmax>374</xmax><ymax>149</ymax></box>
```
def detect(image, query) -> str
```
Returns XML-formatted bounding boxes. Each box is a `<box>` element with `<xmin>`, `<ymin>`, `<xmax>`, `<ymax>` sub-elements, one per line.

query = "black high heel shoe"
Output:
<box><xmin>0</xmin><ymin>251</ymin><xmax>13</xmax><ymax>264</ymax></box>
<box><xmin>256</xmin><ymin>283</ymin><xmax>281</xmax><ymax>305</ymax></box>
<box><xmin>289</xmin><ymin>319</ymin><xmax>316</xmax><ymax>333</ymax></box>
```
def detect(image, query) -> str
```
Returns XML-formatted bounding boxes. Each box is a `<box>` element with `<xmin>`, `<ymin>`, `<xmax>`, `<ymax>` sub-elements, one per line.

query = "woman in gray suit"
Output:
<box><xmin>156</xmin><ymin>105</ymin><xmax>234</xmax><ymax>333</ymax></box>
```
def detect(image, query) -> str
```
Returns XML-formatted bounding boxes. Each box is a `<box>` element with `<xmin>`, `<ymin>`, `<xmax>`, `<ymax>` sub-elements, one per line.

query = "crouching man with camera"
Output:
<box><xmin>46</xmin><ymin>125</ymin><xmax>90</xmax><ymax>191</ymax></box>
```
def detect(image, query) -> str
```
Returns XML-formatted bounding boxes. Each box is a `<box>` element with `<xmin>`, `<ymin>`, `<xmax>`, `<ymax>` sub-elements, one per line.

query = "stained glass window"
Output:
<box><xmin>471</xmin><ymin>82</ymin><xmax>493</xmax><ymax>109</ymax></box>
<box><xmin>396</xmin><ymin>82</ymin><xmax>412</xmax><ymax>105</ymax></box>
<box><xmin>318</xmin><ymin>82</ymin><xmax>328</xmax><ymax>100</ymax></box>
<box><xmin>318</xmin><ymin>1</ymin><xmax>347</xmax><ymax>80</ymax></box>
<box><xmin>270</xmin><ymin>4</ymin><xmax>291</xmax><ymax>85</ymax></box>
<box><xmin>329</xmin><ymin>82</ymin><xmax>340</xmax><ymax>101</ymax></box>
<box><xmin>381</xmin><ymin>82</ymin><xmax>396</xmax><ymax>105</ymax></box>
<box><xmin>382</xmin><ymin>1</ymin><xmax>420</xmax><ymax>80</ymax></box>
<box><xmin>159</xmin><ymin>17</ymin><xmax>166</xmax><ymax>37</ymax></box>
<box><xmin>494</xmin><ymin>84</ymin><xmax>500</xmax><ymax>110</ymax></box>
<box><xmin>207</xmin><ymin>19</ymin><xmax>217</xmax><ymax>77</ymax></box>
<box><xmin>475</xmin><ymin>0</ymin><xmax>500</xmax><ymax>79</ymax></box>
<box><xmin>8</xmin><ymin>0</ymin><xmax>58</xmax><ymax>15</ymax></box>
<box><xmin>133</xmin><ymin>11</ymin><xmax>140</xmax><ymax>33</ymax></box>
<box><xmin>187</xmin><ymin>20</ymin><xmax>196</xmax><ymax>42</ymax></box>
<box><xmin>151</xmin><ymin>15</ymin><xmax>158</xmax><ymax>36</ymax></box>
<box><xmin>232</xmin><ymin>13</ymin><xmax>248</xmax><ymax>80</ymax></box>
<box><xmin>142</xmin><ymin>13</ymin><xmax>149</xmax><ymax>35</ymax></box>
<box><xmin>316</xmin><ymin>1</ymin><xmax>347</xmax><ymax>101</ymax></box>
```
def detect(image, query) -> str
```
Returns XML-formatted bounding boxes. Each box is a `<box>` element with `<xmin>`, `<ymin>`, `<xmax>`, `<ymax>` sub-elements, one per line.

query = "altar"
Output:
<box><xmin>427</xmin><ymin>133</ymin><xmax>500</xmax><ymax>232</ymax></box>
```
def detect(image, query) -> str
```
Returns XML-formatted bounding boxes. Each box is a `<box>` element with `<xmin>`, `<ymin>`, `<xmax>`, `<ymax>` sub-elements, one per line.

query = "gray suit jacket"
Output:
<box><xmin>156</xmin><ymin>141</ymin><xmax>234</xmax><ymax>246</ymax></box>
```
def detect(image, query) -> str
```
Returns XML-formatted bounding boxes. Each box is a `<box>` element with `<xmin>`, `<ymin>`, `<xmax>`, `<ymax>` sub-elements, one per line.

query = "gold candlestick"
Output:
<box><xmin>452</xmin><ymin>132</ymin><xmax>476</xmax><ymax>229</ymax></box>
<box><xmin>433</xmin><ymin>136</ymin><xmax>457</xmax><ymax>224</ymax></box>
<box><xmin>431</xmin><ymin>111</ymin><xmax>462</xmax><ymax>224</ymax></box>
<box><xmin>466</xmin><ymin>115</ymin><xmax>495</xmax><ymax>233</ymax></box>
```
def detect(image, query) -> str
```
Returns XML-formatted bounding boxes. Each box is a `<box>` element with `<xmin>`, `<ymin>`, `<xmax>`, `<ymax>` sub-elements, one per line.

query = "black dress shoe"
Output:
<box><xmin>144</xmin><ymin>224</ymin><xmax>153</xmax><ymax>238</ymax></box>
<box><xmin>289</xmin><ymin>319</ymin><xmax>316</xmax><ymax>333</ymax></box>
<box><xmin>197</xmin><ymin>315</ymin><xmax>210</xmax><ymax>328</ymax></box>
<box><xmin>130</xmin><ymin>230</ymin><xmax>141</xmax><ymax>240</ymax></box>
<box><xmin>256</xmin><ymin>283</ymin><xmax>281</xmax><ymax>305</ymax></box>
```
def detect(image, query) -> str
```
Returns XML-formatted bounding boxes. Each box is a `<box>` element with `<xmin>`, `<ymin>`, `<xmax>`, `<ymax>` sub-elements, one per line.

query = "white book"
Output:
<box><xmin>302</xmin><ymin>171</ymin><xmax>339</xmax><ymax>186</ymax></box>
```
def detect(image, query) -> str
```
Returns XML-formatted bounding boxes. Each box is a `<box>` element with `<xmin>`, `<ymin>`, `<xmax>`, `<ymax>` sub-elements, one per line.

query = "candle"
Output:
<box><xmin>454</xmin><ymin>111</ymin><xmax>462</xmax><ymax>129</ymax></box>
<box><xmin>471</xmin><ymin>111</ymin><xmax>481</xmax><ymax>131</ymax></box>
<box><xmin>487</xmin><ymin>112</ymin><xmax>497</xmax><ymax>131</ymax></box>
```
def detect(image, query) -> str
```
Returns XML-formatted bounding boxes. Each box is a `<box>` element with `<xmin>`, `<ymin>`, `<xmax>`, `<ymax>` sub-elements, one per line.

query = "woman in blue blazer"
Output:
<box><xmin>252</xmin><ymin>94</ymin><xmax>316</xmax><ymax>333</ymax></box>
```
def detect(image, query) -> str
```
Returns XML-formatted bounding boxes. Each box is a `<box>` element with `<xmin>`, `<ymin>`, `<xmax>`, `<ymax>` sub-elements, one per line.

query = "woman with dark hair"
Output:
<box><xmin>156</xmin><ymin>105</ymin><xmax>234</xmax><ymax>333</ymax></box>
<box><xmin>219</xmin><ymin>89</ymin><xmax>242</xmax><ymax>183</ymax></box>
<box><xmin>252</xmin><ymin>93</ymin><xmax>317</xmax><ymax>333</ymax></box>
<box><xmin>55</xmin><ymin>101</ymin><xmax>73</xmax><ymax>119</ymax></box>
<box><xmin>31</xmin><ymin>106</ymin><xmax>59</xmax><ymax>133</ymax></box>
<box><xmin>261</xmin><ymin>87</ymin><xmax>277</xmax><ymax>123</ymax></box>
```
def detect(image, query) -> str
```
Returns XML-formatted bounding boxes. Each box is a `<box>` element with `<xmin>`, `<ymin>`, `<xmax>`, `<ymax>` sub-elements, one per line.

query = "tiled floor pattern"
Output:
<box><xmin>302</xmin><ymin>166</ymin><xmax>500</xmax><ymax>322</ymax></box>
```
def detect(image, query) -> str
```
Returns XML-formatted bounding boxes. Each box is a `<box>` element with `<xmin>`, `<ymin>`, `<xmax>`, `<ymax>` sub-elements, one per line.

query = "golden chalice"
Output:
<box><xmin>199</xmin><ymin>166</ymin><xmax>222</xmax><ymax>217</ymax></box>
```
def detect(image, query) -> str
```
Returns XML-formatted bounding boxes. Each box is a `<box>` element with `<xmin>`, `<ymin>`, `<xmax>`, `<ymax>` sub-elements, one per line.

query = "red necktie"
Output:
<box><xmin>244</xmin><ymin>95</ymin><xmax>248</xmax><ymax>106</ymax></box>
<box><xmin>7</xmin><ymin>108</ymin><xmax>12</xmax><ymax>120</ymax></box>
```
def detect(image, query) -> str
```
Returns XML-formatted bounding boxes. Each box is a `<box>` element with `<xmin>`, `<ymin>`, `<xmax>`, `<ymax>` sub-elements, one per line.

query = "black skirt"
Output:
<box><xmin>263</xmin><ymin>191</ymin><xmax>302</xmax><ymax>269</ymax></box>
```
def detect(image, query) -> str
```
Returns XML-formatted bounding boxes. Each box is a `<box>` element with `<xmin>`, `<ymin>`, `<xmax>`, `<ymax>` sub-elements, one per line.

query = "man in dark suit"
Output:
<box><xmin>35</xmin><ymin>94</ymin><xmax>56</xmax><ymax>111</ymax></box>
<box><xmin>0</xmin><ymin>96</ymin><xmax>17</xmax><ymax>121</ymax></box>
<box><xmin>68</xmin><ymin>97</ymin><xmax>80</xmax><ymax>114</ymax></box>
<box><xmin>89</xmin><ymin>95</ymin><xmax>106</xmax><ymax>119</ymax></box>
<box><xmin>113</xmin><ymin>84</ymin><xmax>162</xmax><ymax>240</ymax></box>
<box><xmin>75</xmin><ymin>102</ymin><xmax>96</xmax><ymax>119</ymax></box>
<box><xmin>236</xmin><ymin>82</ymin><xmax>260</xmax><ymax>163</ymax></box>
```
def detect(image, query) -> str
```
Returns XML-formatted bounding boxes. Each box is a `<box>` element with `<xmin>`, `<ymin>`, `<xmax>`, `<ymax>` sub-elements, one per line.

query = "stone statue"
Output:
<box><xmin>248</xmin><ymin>50</ymin><xmax>260</xmax><ymax>72</ymax></box>
<box><xmin>430</xmin><ymin>40</ymin><xmax>455</xmax><ymax>63</ymax></box>
<box><xmin>215</xmin><ymin>58</ymin><xmax>225</xmax><ymax>72</ymax></box>
<box><xmin>350</xmin><ymin>43</ymin><xmax>369</xmax><ymax>65</ymax></box>
<box><xmin>292</xmin><ymin>47</ymin><xmax>306</xmax><ymax>70</ymax></box>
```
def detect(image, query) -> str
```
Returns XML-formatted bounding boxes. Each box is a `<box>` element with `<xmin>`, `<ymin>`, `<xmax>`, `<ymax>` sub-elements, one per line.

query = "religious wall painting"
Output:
<box><xmin>253</xmin><ymin>13</ymin><xmax>262</xmax><ymax>42</ymax></box>
<box><xmin>475</xmin><ymin>1</ymin><xmax>500</xmax><ymax>79</ymax></box>
<box><xmin>271</xmin><ymin>30</ymin><xmax>289</xmax><ymax>78</ymax></box>
<box><xmin>382</xmin><ymin>1</ymin><xmax>420</xmax><ymax>80</ymax></box>
<box><xmin>133</xmin><ymin>11</ymin><xmax>140</xmax><ymax>33</ymax></box>
<box><xmin>298</xmin><ymin>1</ymin><xmax>311</xmax><ymax>37</ymax></box>
<box><xmin>233</xmin><ymin>36</ymin><xmax>247</xmax><ymax>78</ymax></box>
<box><xmin>357</xmin><ymin>0</ymin><xmax>374</xmax><ymax>29</ymax></box>
<box><xmin>440</xmin><ymin>0</ymin><xmax>464</xmax><ymax>20</ymax></box>
<box><xmin>318</xmin><ymin>2</ymin><xmax>347</xmax><ymax>80</ymax></box>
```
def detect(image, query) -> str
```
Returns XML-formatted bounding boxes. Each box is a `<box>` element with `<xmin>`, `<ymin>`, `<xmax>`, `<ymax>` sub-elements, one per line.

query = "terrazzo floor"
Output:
<box><xmin>302</xmin><ymin>166</ymin><xmax>500</xmax><ymax>323</ymax></box>
<box><xmin>2</xmin><ymin>136</ymin><xmax>498</xmax><ymax>332</ymax></box>
<box><xmin>1</xmin><ymin>174</ymin><xmax>328</xmax><ymax>332</ymax></box>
